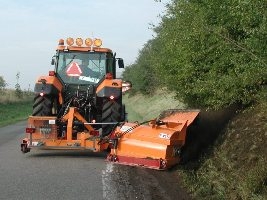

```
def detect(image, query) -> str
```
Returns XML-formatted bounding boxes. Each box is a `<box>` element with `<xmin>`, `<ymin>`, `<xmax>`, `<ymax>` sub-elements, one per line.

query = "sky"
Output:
<box><xmin>0</xmin><ymin>0</ymin><xmax>168</xmax><ymax>90</ymax></box>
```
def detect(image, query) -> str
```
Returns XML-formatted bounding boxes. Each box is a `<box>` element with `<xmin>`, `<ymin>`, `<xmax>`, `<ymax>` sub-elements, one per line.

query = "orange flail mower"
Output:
<box><xmin>107</xmin><ymin>110</ymin><xmax>200</xmax><ymax>169</ymax></box>
<box><xmin>20</xmin><ymin>37</ymin><xmax>200</xmax><ymax>170</ymax></box>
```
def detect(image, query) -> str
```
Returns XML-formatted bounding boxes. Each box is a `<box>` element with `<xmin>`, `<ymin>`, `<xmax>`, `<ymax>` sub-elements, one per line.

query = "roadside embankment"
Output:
<box><xmin>123</xmin><ymin>89</ymin><xmax>186</xmax><ymax>122</ymax></box>
<box><xmin>123</xmin><ymin>90</ymin><xmax>267</xmax><ymax>199</ymax></box>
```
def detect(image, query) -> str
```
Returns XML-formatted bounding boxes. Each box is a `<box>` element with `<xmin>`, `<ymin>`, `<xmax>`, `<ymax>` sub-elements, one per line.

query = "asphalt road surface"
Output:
<box><xmin>0</xmin><ymin>121</ymin><xmax>191</xmax><ymax>200</ymax></box>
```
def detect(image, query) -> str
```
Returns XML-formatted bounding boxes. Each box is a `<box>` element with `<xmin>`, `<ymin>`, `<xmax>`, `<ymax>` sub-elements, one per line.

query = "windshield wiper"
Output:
<box><xmin>64</xmin><ymin>55</ymin><xmax>76</xmax><ymax>69</ymax></box>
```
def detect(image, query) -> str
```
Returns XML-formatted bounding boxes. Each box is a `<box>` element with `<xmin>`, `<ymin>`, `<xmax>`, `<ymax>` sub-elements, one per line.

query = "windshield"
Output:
<box><xmin>56</xmin><ymin>51</ymin><xmax>107</xmax><ymax>84</ymax></box>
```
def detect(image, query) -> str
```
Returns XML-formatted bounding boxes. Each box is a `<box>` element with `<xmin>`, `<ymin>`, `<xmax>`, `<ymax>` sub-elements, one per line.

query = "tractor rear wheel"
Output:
<box><xmin>101</xmin><ymin>100</ymin><xmax>121</xmax><ymax>136</ymax></box>
<box><xmin>32</xmin><ymin>95</ymin><xmax>53</xmax><ymax>116</ymax></box>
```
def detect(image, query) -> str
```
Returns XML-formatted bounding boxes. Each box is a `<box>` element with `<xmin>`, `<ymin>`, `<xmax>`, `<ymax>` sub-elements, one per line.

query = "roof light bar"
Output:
<box><xmin>65</xmin><ymin>37</ymin><xmax>102</xmax><ymax>47</ymax></box>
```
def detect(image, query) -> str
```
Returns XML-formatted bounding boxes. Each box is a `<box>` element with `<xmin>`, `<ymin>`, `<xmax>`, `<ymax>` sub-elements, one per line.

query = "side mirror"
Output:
<box><xmin>117</xmin><ymin>58</ymin><xmax>124</xmax><ymax>68</ymax></box>
<box><xmin>51</xmin><ymin>56</ymin><xmax>56</xmax><ymax>65</ymax></box>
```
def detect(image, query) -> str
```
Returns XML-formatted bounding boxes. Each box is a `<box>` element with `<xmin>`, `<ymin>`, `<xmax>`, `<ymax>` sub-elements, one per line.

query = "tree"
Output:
<box><xmin>0</xmin><ymin>76</ymin><xmax>7</xmax><ymax>90</ymax></box>
<box><xmin>122</xmin><ymin>40</ymin><xmax>162</xmax><ymax>95</ymax></box>
<box><xmin>166</xmin><ymin>0</ymin><xmax>267</xmax><ymax>109</ymax></box>
<box><xmin>15</xmin><ymin>72</ymin><xmax>23</xmax><ymax>98</ymax></box>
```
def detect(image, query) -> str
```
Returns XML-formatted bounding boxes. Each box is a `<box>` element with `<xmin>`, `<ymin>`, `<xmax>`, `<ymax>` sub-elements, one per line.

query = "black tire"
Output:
<box><xmin>32</xmin><ymin>95</ymin><xmax>53</xmax><ymax>116</ymax></box>
<box><xmin>101</xmin><ymin>100</ymin><xmax>121</xmax><ymax>136</ymax></box>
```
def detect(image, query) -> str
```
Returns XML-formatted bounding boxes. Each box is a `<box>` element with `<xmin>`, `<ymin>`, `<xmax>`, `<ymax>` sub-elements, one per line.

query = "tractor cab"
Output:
<box><xmin>52</xmin><ymin>37</ymin><xmax>124</xmax><ymax>86</ymax></box>
<box><xmin>56</xmin><ymin>51</ymin><xmax>107</xmax><ymax>85</ymax></box>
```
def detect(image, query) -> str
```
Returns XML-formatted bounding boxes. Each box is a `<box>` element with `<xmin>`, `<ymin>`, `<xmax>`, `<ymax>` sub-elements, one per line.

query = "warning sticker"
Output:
<box><xmin>159</xmin><ymin>133</ymin><xmax>170</xmax><ymax>139</ymax></box>
<box><xmin>66</xmin><ymin>62</ymin><xmax>82</xmax><ymax>77</ymax></box>
<box><xmin>120</xmin><ymin>125</ymin><xmax>133</xmax><ymax>133</ymax></box>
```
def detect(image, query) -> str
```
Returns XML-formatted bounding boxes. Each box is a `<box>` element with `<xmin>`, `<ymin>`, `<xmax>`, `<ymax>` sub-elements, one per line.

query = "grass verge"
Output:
<box><xmin>123</xmin><ymin>89</ymin><xmax>267</xmax><ymax>200</ymax></box>
<box><xmin>0</xmin><ymin>89</ymin><xmax>33</xmax><ymax>127</ymax></box>
<box><xmin>123</xmin><ymin>89</ymin><xmax>186</xmax><ymax>122</ymax></box>
<box><xmin>0</xmin><ymin>101</ymin><xmax>32</xmax><ymax>127</ymax></box>
<box><xmin>179</xmin><ymin>100</ymin><xmax>267</xmax><ymax>200</ymax></box>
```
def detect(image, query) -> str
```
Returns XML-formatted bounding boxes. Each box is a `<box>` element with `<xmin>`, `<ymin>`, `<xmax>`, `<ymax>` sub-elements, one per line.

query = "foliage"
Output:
<box><xmin>15</xmin><ymin>72</ymin><xmax>23</xmax><ymax>98</ymax></box>
<box><xmin>0</xmin><ymin>89</ymin><xmax>34</xmax><ymax>104</ymax></box>
<box><xmin>123</xmin><ymin>0</ymin><xmax>267</xmax><ymax>109</ymax></box>
<box><xmin>122</xmin><ymin>40</ymin><xmax>163</xmax><ymax>95</ymax></box>
<box><xmin>0</xmin><ymin>76</ymin><xmax>7</xmax><ymax>90</ymax></box>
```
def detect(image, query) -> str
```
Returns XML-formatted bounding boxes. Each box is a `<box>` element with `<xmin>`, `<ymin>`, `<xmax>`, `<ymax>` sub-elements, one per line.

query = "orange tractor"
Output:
<box><xmin>21</xmin><ymin>37</ymin><xmax>199</xmax><ymax>170</ymax></box>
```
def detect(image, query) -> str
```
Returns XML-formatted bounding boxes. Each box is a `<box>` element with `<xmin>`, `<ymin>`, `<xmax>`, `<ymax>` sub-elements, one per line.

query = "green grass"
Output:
<box><xmin>123</xmin><ymin>89</ymin><xmax>186</xmax><ymax>122</ymax></box>
<box><xmin>0</xmin><ymin>89</ymin><xmax>33</xmax><ymax>127</ymax></box>
<box><xmin>0</xmin><ymin>101</ymin><xmax>32</xmax><ymax>127</ymax></box>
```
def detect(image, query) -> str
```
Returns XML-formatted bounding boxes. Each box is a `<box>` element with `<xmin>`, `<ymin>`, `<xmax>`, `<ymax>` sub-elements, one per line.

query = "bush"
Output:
<box><xmin>123</xmin><ymin>0</ymin><xmax>267</xmax><ymax>109</ymax></box>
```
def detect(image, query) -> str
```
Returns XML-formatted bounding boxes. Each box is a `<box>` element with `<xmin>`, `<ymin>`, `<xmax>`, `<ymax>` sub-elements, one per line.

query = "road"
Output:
<box><xmin>0</xmin><ymin>121</ymin><xmax>191</xmax><ymax>200</ymax></box>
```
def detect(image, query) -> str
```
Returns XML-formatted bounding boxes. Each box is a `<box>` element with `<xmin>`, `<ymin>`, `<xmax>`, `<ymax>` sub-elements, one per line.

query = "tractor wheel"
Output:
<box><xmin>101</xmin><ymin>100</ymin><xmax>121</xmax><ymax>136</ymax></box>
<box><xmin>32</xmin><ymin>95</ymin><xmax>53</xmax><ymax>116</ymax></box>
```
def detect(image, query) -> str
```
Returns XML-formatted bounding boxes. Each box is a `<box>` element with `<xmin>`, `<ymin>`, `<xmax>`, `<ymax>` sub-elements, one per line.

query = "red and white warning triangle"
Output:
<box><xmin>66</xmin><ymin>62</ymin><xmax>82</xmax><ymax>77</ymax></box>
